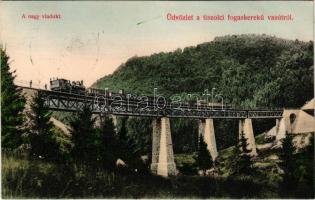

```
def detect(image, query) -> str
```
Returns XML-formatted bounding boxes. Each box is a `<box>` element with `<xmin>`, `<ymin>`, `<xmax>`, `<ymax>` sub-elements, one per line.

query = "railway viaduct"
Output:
<box><xmin>20</xmin><ymin>86</ymin><xmax>291</xmax><ymax>177</ymax></box>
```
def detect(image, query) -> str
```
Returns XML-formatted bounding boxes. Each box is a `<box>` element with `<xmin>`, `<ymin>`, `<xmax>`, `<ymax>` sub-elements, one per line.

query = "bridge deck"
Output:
<box><xmin>20</xmin><ymin>86</ymin><xmax>283</xmax><ymax>119</ymax></box>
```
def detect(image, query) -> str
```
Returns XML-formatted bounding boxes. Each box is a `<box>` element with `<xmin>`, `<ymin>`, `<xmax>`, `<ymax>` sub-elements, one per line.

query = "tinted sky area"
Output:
<box><xmin>1</xmin><ymin>1</ymin><xmax>313</xmax><ymax>87</ymax></box>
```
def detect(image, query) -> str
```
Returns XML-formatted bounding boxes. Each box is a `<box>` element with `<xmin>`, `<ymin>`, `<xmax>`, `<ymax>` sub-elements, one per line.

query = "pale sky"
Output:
<box><xmin>0</xmin><ymin>1</ymin><xmax>313</xmax><ymax>87</ymax></box>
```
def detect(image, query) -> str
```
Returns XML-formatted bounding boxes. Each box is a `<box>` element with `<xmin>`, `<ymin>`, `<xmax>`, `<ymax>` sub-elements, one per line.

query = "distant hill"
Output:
<box><xmin>92</xmin><ymin>34</ymin><xmax>313</xmax><ymax>108</ymax></box>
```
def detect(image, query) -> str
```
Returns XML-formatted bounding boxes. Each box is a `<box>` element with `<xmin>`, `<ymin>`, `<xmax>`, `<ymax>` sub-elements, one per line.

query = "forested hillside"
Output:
<box><xmin>93</xmin><ymin>34</ymin><xmax>313</xmax><ymax>108</ymax></box>
<box><xmin>92</xmin><ymin>34</ymin><xmax>313</xmax><ymax>153</ymax></box>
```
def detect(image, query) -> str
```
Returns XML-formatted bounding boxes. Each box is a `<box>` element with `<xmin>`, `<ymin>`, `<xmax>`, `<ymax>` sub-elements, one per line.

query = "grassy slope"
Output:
<box><xmin>2</xmin><ymin>153</ymin><xmax>269</xmax><ymax>198</ymax></box>
<box><xmin>2</xmin><ymin>133</ymin><xmax>313</xmax><ymax>198</ymax></box>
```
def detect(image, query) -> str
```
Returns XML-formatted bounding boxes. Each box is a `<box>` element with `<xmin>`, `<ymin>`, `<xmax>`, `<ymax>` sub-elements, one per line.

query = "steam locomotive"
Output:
<box><xmin>49</xmin><ymin>78</ymin><xmax>125</xmax><ymax>96</ymax></box>
<box><xmin>50</xmin><ymin>78</ymin><xmax>86</xmax><ymax>94</ymax></box>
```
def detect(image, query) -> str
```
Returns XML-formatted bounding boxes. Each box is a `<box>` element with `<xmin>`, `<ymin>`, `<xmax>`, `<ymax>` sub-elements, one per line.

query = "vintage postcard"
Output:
<box><xmin>1</xmin><ymin>1</ymin><xmax>314</xmax><ymax>199</ymax></box>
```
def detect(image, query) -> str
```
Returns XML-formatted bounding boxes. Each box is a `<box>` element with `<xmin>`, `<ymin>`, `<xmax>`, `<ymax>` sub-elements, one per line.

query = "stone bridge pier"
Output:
<box><xmin>151</xmin><ymin>117</ymin><xmax>177</xmax><ymax>177</ymax></box>
<box><xmin>198</xmin><ymin>119</ymin><xmax>218</xmax><ymax>161</ymax></box>
<box><xmin>239</xmin><ymin>118</ymin><xmax>257</xmax><ymax>156</ymax></box>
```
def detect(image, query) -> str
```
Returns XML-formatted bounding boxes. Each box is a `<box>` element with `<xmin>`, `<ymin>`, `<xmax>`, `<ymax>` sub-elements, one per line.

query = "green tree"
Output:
<box><xmin>26</xmin><ymin>92</ymin><xmax>60</xmax><ymax>161</ymax></box>
<box><xmin>126</xmin><ymin>117</ymin><xmax>152</xmax><ymax>155</ymax></box>
<box><xmin>281</xmin><ymin>133</ymin><xmax>295</xmax><ymax>157</ymax></box>
<box><xmin>116</xmin><ymin>117</ymin><xmax>146</xmax><ymax>172</ymax></box>
<box><xmin>279</xmin><ymin>133</ymin><xmax>297</xmax><ymax>196</ymax></box>
<box><xmin>1</xmin><ymin>48</ymin><xmax>26</xmax><ymax>149</ymax></box>
<box><xmin>300</xmin><ymin>134</ymin><xmax>314</xmax><ymax>197</ymax></box>
<box><xmin>277</xmin><ymin>133</ymin><xmax>315</xmax><ymax>198</ymax></box>
<box><xmin>293</xmin><ymin>134</ymin><xmax>314</xmax><ymax>198</ymax></box>
<box><xmin>231</xmin><ymin>131</ymin><xmax>254</xmax><ymax>175</ymax></box>
<box><xmin>69</xmin><ymin>106</ymin><xmax>98</xmax><ymax>164</ymax></box>
<box><xmin>195</xmin><ymin>135</ymin><xmax>213</xmax><ymax>175</ymax></box>
<box><xmin>99</xmin><ymin>116</ymin><xmax>119</xmax><ymax>170</ymax></box>
<box><xmin>172</xmin><ymin>118</ymin><xmax>199</xmax><ymax>153</ymax></box>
